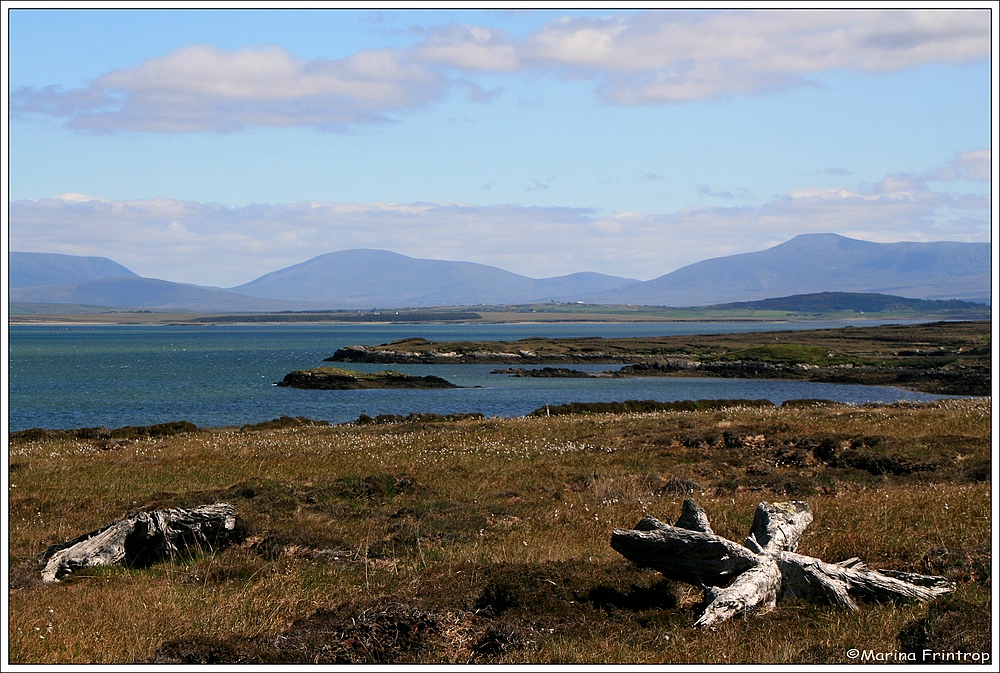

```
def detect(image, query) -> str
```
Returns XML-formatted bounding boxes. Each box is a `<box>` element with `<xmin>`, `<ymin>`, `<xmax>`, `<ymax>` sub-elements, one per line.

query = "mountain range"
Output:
<box><xmin>9</xmin><ymin>234</ymin><xmax>992</xmax><ymax>312</ymax></box>
<box><xmin>584</xmin><ymin>233</ymin><xmax>991</xmax><ymax>306</ymax></box>
<box><xmin>230</xmin><ymin>249</ymin><xmax>637</xmax><ymax>307</ymax></box>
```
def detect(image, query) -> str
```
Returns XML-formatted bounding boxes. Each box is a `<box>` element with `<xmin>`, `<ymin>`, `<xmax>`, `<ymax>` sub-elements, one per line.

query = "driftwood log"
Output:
<box><xmin>39</xmin><ymin>503</ymin><xmax>237</xmax><ymax>583</ymax></box>
<box><xmin>611</xmin><ymin>499</ymin><xmax>953</xmax><ymax>628</ymax></box>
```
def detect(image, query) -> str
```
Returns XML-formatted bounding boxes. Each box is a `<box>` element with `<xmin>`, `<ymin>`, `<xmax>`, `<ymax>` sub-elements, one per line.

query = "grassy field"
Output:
<box><xmin>7</xmin><ymin>397</ymin><xmax>992</xmax><ymax>665</ymax></box>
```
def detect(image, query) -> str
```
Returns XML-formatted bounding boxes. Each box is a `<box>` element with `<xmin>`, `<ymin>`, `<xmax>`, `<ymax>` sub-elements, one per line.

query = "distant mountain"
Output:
<box><xmin>8</xmin><ymin>277</ymin><xmax>332</xmax><ymax>313</ymax></box>
<box><xmin>231</xmin><ymin>249</ymin><xmax>637</xmax><ymax>308</ymax></box>
<box><xmin>10</xmin><ymin>235</ymin><xmax>990</xmax><ymax>312</ymax></box>
<box><xmin>10</xmin><ymin>252</ymin><xmax>138</xmax><ymax>288</ymax></box>
<box><xmin>711</xmin><ymin>292</ymin><xmax>989</xmax><ymax>315</ymax></box>
<box><xmin>580</xmin><ymin>234</ymin><xmax>991</xmax><ymax>306</ymax></box>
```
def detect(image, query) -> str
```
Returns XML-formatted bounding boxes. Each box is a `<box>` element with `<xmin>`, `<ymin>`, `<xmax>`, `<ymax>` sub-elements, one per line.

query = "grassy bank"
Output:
<box><xmin>7</xmin><ymin>399</ymin><xmax>992</xmax><ymax>664</ymax></box>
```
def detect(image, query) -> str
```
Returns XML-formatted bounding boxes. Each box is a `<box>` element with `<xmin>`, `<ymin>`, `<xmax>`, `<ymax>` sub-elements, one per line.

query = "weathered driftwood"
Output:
<box><xmin>611</xmin><ymin>499</ymin><xmax>953</xmax><ymax>628</ymax></box>
<box><xmin>39</xmin><ymin>503</ymin><xmax>237</xmax><ymax>583</ymax></box>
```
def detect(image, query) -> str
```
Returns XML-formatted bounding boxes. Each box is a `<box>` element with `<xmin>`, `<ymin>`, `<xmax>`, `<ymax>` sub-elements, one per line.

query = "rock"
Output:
<box><xmin>490</xmin><ymin>367</ymin><xmax>596</xmax><ymax>378</ymax></box>
<box><xmin>277</xmin><ymin>367</ymin><xmax>459</xmax><ymax>390</ymax></box>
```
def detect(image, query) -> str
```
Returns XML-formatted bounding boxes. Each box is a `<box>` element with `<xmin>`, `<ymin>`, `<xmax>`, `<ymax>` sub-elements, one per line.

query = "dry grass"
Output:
<box><xmin>7</xmin><ymin>398</ymin><xmax>992</xmax><ymax>664</ymax></box>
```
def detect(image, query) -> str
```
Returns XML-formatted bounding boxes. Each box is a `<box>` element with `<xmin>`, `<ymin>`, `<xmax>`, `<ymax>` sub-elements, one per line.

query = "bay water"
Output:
<box><xmin>7</xmin><ymin>321</ymin><xmax>952</xmax><ymax>432</ymax></box>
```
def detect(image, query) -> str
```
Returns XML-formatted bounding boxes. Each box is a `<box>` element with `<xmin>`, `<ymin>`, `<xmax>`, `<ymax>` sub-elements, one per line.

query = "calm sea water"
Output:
<box><xmin>7</xmin><ymin>321</ymin><xmax>953</xmax><ymax>432</ymax></box>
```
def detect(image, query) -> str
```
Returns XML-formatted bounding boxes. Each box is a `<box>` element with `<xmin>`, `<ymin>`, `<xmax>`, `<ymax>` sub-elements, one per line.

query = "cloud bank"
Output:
<box><xmin>12</xmin><ymin>9</ymin><xmax>990</xmax><ymax>133</ymax></box>
<box><xmin>10</xmin><ymin>151</ymin><xmax>989</xmax><ymax>287</ymax></box>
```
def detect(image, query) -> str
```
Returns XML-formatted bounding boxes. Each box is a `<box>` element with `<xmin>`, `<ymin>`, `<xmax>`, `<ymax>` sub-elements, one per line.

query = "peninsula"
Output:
<box><xmin>326</xmin><ymin>321</ymin><xmax>990</xmax><ymax>396</ymax></box>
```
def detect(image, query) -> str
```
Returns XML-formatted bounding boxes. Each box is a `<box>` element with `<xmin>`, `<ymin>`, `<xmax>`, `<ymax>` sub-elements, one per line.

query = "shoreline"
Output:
<box><xmin>7</xmin><ymin>316</ymin><xmax>826</xmax><ymax>326</ymax></box>
<box><xmin>6</xmin><ymin>317</ymin><xmax>975</xmax><ymax>329</ymax></box>
<box><xmin>10</xmin><ymin>395</ymin><xmax>984</xmax><ymax>437</ymax></box>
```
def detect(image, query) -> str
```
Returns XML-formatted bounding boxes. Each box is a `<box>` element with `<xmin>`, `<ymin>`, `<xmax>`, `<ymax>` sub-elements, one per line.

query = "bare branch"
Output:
<box><xmin>695</xmin><ymin>556</ymin><xmax>781</xmax><ymax>629</ymax></box>
<box><xmin>611</xmin><ymin>500</ymin><xmax>952</xmax><ymax>628</ymax></box>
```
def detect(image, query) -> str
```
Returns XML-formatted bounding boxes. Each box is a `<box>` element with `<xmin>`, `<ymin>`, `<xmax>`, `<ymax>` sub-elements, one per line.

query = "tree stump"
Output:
<box><xmin>39</xmin><ymin>503</ymin><xmax>237</xmax><ymax>583</ymax></box>
<box><xmin>611</xmin><ymin>499</ymin><xmax>953</xmax><ymax>628</ymax></box>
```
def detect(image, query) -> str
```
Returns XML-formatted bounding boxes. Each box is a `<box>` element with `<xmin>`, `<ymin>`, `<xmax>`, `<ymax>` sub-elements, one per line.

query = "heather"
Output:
<box><xmin>7</xmin><ymin>398</ymin><xmax>991</xmax><ymax>664</ymax></box>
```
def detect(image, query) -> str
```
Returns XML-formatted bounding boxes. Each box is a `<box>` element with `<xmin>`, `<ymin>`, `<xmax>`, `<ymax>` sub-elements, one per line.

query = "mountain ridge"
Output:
<box><xmin>8</xmin><ymin>234</ymin><xmax>991</xmax><ymax>311</ymax></box>
<box><xmin>230</xmin><ymin>248</ymin><xmax>639</xmax><ymax>307</ymax></box>
<box><xmin>578</xmin><ymin>233</ymin><xmax>990</xmax><ymax>306</ymax></box>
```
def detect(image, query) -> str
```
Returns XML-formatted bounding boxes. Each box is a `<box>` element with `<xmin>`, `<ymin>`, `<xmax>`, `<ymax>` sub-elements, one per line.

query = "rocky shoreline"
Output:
<box><xmin>324</xmin><ymin>322</ymin><xmax>991</xmax><ymax>396</ymax></box>
<box><xmin>328</xmin><ymin>340</ymin><xmax>624</xmax><ymax>365</ymax></box>
<box><xmin>611</xmin><ymin>359</ymin><xmax>988</xmax><ymax>396</ymax></box>
<box><xmin>491</xmin><ymin>367</ymin><xmax>602</xmax><ymax>378</ymax></box>
<box><xmin>487</xmin><ymin>361</ymin><xmax>986</xmax><ymax>396</ymax></box>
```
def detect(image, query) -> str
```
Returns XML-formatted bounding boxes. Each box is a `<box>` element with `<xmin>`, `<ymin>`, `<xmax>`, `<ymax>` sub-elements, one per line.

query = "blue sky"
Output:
<box><xmin>6</xmin><ymin>5</ymin><xmax>995</xmax><ymax>287</ymax></box>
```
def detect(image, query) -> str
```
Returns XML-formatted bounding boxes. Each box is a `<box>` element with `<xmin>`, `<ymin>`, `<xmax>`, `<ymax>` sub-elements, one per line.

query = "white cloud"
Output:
<box><xmin>52</xmin><ymin>192</ymin><xmax>111</xmax><ymax>203</ymax></box>
<box><xmin>789</xmin><ymin>186</ymin><xmax>870</xmax><ymax>200</ymax></box>
<box><xmin>11</xmin><ymin>9</ymin><xmax>989</xmax><ymax>132</ymax></box>
<box><xmin>952</xmin><ymin>149</ymin><xmax>991</xmax><ymax>181</ymax></box>
<box><xmin>413</xmin><ymin>24</ymin><xmax>519</xmax><ymax>71</ymax></box>
<box><xmin>14</xmin><ymin>44</ymin><xmax>446</xmax><ymax>133</ymax></box>
<box><xmin>511</xmin><ymin>9</ymin><xmax>990</xmax><ymax>103</ymax></box>
<box><xmin>922</xmin><ymin>149</ymin><xmax>991</xmax><ymax>183</ymax></box>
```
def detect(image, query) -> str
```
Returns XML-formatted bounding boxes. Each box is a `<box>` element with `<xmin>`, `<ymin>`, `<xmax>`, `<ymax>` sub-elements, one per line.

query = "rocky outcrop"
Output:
<box><xmin>327</xmin><ymin>344</ymin><xmax>584</xmax><ymax>365</ymax></box>
<box><xmin>326</xmin><ymin>338</ymin><xmax>622</xmax><ymax>365</ymax></box>
<box><xmin>491</xmin><ymin>367</ymin><xmax>599</xmax><ymax>378</ymax></box>
<box><xmin>277</xmin><ymin>368</ymin><xmax>458</xmax><ymax>390</ymax></box>
<box><xmin>613</xmin><ymin>360</ymin><xmax>989</xmax><ymax>395</ymax></box>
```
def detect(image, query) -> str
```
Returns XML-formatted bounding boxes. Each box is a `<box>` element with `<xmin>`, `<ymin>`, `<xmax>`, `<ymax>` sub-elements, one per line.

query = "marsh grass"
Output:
<box><xmin>7</xmin><ymin>398</ymin><xmax>992</xmax><ymax>664</ymax></box>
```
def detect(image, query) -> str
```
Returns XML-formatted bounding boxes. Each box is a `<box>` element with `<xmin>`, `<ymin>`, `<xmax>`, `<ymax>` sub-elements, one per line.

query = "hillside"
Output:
<box><xmin>710</xmin><ymin>292</ymin><xmax>986</xmax><ymax>313</ymax></box>
<box><xmin>10</xmin><ymin>252</ymin><xmax>138</xmax><ymax>288</ymax></box>
<box><xmin>580</xmin><ymin>234</ymin><xmax>991</xmax><ymax>306</ymax></box>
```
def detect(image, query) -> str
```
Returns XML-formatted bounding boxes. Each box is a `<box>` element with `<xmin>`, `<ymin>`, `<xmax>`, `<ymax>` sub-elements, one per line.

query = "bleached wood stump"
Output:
<box><xmin>39</xmin><ymin>503</ymin><xmax>237</xmax><ymax>583</ymax></box>
<box><xmin>611</xmin><ymin>499</ymin><xmax>952</xmax><ymax>628</ymax></box>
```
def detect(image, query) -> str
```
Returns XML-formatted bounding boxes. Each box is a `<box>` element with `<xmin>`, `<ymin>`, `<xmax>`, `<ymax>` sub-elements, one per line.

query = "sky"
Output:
<box><xmin>5</xmin><ymin>3</ymin><xmax>996</xmax><ymax>288</ymax></box>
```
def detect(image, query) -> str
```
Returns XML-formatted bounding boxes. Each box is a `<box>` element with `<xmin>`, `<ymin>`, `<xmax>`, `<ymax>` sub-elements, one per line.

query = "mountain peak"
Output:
<box><xmin>230</xmin><ymin>249</ymin><xmax>637</xmax><ymax>307</ymax></box>
<box><xmin>778</xmin><ymin>233</ymin><xmax>874</xmax><ymax>250</ymax></box>
<box><xmin>580</xmin><ymin>234</ymin><xmax>990</xmax><ymax>306</ymax></box>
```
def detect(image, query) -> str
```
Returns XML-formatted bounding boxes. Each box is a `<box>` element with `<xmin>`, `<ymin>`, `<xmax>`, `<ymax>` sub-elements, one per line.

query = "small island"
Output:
<box><xmin>276</xmin><ymin>367</ymin><xmax>459</xmax><ymax>390</ymax></box>
<box><xmin>491</xmin><ymin>367</ymin><xmax>601</xmax><ymax>378</ymax></box>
